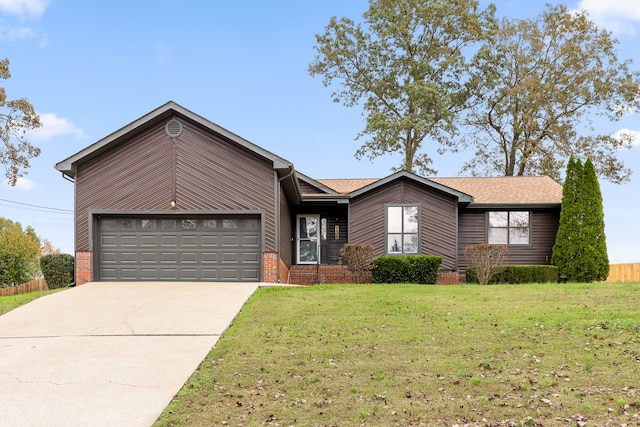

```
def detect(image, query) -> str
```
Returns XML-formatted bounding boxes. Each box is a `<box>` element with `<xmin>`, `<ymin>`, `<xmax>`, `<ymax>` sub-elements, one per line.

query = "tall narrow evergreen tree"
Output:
<box><xmin>552</xmin><ymin>157</ymin><xmax>582</xmax><ymax>281</ymax></box>
<box><xmin>552</xmin><ymin>157</ymin><xmax>609</xmax><ymax>282</ymax></box>
<box><xmin>579</xmin><ymin>158</ymin><xmax>609</xmax><ymax>281</ymax></box>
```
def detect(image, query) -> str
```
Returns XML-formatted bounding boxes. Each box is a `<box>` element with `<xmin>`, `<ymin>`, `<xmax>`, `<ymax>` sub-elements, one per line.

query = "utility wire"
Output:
<box><xmin>0</xmin><ymin>198</ymin><xmax>74</xmax><ymax>214</ymax></box>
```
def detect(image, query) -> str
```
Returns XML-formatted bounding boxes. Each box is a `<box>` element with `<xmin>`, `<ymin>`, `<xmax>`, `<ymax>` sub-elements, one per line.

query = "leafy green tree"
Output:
<box><xmin>0</xmin><ymin>217</ymin><xmax>41</xmax><ymax>286</ymax></box>
<box><xmin>1</xmin><ymin>58</ymin><xmax>41</xmax><ymax>186</ymax></box>
<box><xmin>552</xmin><ymin>157</ymin><xmax>609</xmax><ymax>282</ymax></box>
<box><xmin>309</xmin><ymin>0</ymin><xmax>496</xmax><ymax>174</ymax></box>
<box><xmin>462</xmin><ymin>4</ymin><xmax>639</xmax><ymax>184</ymax></box>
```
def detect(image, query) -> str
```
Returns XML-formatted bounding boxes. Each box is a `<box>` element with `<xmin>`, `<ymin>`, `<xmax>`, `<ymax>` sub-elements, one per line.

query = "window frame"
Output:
<box><xmin>385</xmin><ymin>204</ymin><xmax>420</xmax><ymax>255</ymax></box>
<box><xmin>486</xmin><ymin>211</ymin><xmax>532</xmax><ymax>246</ymax></box>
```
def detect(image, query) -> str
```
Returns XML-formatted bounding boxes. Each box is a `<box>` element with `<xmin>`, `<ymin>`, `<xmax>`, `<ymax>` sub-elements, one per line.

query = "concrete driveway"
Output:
<box><xmin>0</xmin><ymin>281</ymin><xmax>260</xmax><ymax>427</ymax></box>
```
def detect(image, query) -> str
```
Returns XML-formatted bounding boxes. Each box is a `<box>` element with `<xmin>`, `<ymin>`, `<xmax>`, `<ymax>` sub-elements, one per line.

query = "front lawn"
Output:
<box><xmin>0</xmin><ymin>289</ymin><xmax>63</xmax><ymax>316</ymax></box>
<box><xmin>156</xmin><ymin>283</ymin><xmax>640</xmax><ymax>426</ymax></box>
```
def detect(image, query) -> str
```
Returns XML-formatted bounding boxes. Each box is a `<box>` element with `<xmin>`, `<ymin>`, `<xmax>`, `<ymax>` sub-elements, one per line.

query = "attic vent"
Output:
<box><xmin>165</xmin><ymin>119</ymin><xmax>183</xmax><ymax>137</ymax></box>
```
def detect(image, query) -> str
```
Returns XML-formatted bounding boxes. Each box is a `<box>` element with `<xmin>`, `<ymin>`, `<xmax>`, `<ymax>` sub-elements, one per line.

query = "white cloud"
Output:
<box><xmin>0</xmin><ymin>25</ymin><xmax>35</xmax><ymax>40</ymax></box>
<box><xmin>2</xmin><ymin>176</ymin><xmax>37</xmax><ymax>190</ymax></box>
<box><xmin>0</xmin><ymin>0</ymin><xmax>49</xmax><ymax>20</ymax></box>
<box><xmin>575</xmin><ymin>0</ymin><xmax>640</xmax><ymax>35</ymax></box>
<box><xmin>27</xmin><ymin>112</ymin><xmax>86</xmax><ymax>142</ymax></box>
<box><xmin>612</xmin><ymin>128</ymin><xmax>640</xmax><ymax>148</ymax></box>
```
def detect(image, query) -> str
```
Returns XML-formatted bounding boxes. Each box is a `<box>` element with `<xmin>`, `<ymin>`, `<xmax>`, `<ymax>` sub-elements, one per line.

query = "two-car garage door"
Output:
<box><xmin>96</xmin><ymin>215</ymin><xmax>261</xmax><ymax>281</ymax></box>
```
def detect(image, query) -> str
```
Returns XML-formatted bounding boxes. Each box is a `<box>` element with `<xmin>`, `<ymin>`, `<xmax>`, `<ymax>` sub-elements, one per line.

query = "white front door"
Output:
<box><xmin>297</xmin><ymin>215</ymin><xmax>320</xmax><ymax>264</ymax></box>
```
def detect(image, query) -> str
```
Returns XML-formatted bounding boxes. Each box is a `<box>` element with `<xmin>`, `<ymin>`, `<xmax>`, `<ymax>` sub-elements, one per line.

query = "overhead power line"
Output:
<box><xmin>0</xmin><ymin>198</ymin><xmax>74</xmax><ymax>214</ymax></box>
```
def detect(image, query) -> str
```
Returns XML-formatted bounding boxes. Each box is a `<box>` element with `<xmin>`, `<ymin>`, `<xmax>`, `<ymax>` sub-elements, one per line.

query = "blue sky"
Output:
<box><xmin>1</xmin><ymin>0</ymin><xmax>638</xmax><ymax>264</ymax></box>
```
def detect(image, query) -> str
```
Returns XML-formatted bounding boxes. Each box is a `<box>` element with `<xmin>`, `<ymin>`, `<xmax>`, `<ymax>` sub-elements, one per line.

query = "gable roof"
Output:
<box><xmin>55</xmin><ymin>101</ymin><xmax>293</xmax><ymax>178</ymax></box>
<box><xmin>319</xmin><ymin>171</ymin><xmax>475</xmax><ymax>204</ymax></box>
<box><xmin>318</xmin><ymin>175</ymin><xmax>562</xmax><ymax>206</ymax></box>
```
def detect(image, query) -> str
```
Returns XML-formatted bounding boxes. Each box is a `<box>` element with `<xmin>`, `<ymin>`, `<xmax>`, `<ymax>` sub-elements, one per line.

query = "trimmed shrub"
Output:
<box><xmin>372</xmin><ymin>255</ymin><xmax>442</xmax><ymax>284</ymax></box>
<box><xmin>466</xmin><ymin>265</ymin><xmax>558</xmax><ymax>284</ymax></box>
<box><xmin>40</xmin><ymin>254</ymin><xmax>75</xmax><ymax>289</ymax></box>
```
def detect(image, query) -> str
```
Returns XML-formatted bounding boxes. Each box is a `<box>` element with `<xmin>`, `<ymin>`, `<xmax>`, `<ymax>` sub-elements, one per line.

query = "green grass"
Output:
<box><xmin>0</xmin><ymin>289</ymin><xmax>64</xmax><ymax>316</ymax></box>
<box><xmin>155</xmin><ymin>283</ymin><xmax>640</xmax><ymax>426</ymax></box>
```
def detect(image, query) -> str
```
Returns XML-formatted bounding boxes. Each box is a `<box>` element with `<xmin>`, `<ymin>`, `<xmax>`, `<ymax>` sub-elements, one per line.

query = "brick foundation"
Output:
<box><xmin>436</xmin><ymin>270</ymin><xmax>463</xmax><ymax>285</ymax></box>
<box><xmin>279</xmin><ymin>257</ymin><xmax>290</xmax><ymax>284</ymax></box>
<box><xmin>75</xmin><ymin>251</ymin><xmax>92</xmax><ymax>285</ymax></box>
<box><xmin>288</xmin><ymin>264</ymin><xmax>372</xmax><ymax>286</ymax></box>
<box><xmin>262</xmin><ymin>252</ymin><xmax>279</xmax><ymax>283</ymax></box>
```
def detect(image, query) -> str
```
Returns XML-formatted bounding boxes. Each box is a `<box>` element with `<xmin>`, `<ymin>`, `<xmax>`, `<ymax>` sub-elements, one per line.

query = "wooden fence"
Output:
<box><xmin>0</xmin><ymin>278</ymin><xmax>49</xmax><ymax>297</ymax></box>
<box><xmin>606</xmin><ymin>263</ymin><xmax>640</xmax><ymax>283</ymax></box>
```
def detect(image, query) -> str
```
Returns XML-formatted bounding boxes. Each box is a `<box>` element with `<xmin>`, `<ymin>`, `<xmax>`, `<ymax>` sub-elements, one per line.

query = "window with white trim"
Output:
<box><xmin>488</xmin><ymin>211</ymin><xmax>530</xmax><ymax>245</ymax></box>
<box><xmin>386</xmin><ymin>205</ymin><xmax>419</xmax><ymax>254</ymax></box>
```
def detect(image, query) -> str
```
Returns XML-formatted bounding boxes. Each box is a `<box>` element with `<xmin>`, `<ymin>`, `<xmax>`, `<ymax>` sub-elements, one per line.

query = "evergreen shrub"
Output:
<box><xmin>40</xmin><ymin>254</ymin><xmax>75</xmax><ymax>289</ymax></box>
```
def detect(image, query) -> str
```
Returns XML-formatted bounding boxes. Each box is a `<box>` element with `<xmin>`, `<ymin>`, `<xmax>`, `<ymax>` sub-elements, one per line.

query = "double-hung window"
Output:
<box><xmin>386</xmin><ymin>205</ymin><xmax>419</xmax><ymax>254</ymax></box>
<box><xmin>488</xmin><ymin>211</ymin><xmax>530</xmax><ymax>245</ymax></box>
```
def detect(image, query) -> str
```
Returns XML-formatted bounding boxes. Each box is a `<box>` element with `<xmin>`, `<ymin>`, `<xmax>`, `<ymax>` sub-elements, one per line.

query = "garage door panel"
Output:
<box><xmin>141</xmin><ymin>252</ymin><xmax>158</xmax><ymax>263</ymax></box>
<box><xmin>181</xmin><ymin>252</ymin><xmax>197</xmax><ymax>263</ymax></box>
<box><xmin>242</xmin><ymin>269</ymin><xmax>259</xmax><ymax>280</ymax></box>
<box><xmin>242</xmin><ymin>235</ymin><xmax>260</xmax><ymax>246</ymax></box>
<box><xmin>180</xmin><ymin>235</ymin><xmax>198</xmax><ymax>246</ymax></box>
<box><xmin>97</xmin><ymin>215</ymin><xmax>261</xmax><ymax>282</ymax></box>
<box><xmin>181</xmin><ymin>269</ymin><xmax>197</xmax><ymax>280</ymax></box>
<box><xmin>161</xmin><ymin>235</ymin><xmax>178</xmax><ymax>247</ymax></box>
<box><xmin>121</xmin><ymin>235</ymin><xmax>138</xmax><ymax>247</ymax></box>
<box><xmin>161</xmin><ymin>252</ymin><xmax>178</xmax><ymax>263</ymax></box>
<box><xmin>201</xmin><ymin>252</ymin><xmax>217</xmax><ymax>263</ymax></box>
<box><xmin>201</xmin><ymin>268</ymin><xmax>218</xmax><ymax>280</ymax></box>
<box><xmin>201</xmin><ymin>235</ymin><xmax>218</xmax><ymax>247</ymax></box>
<box><xmin>160</xmin><ymin>269</ymin><xmax>178</xmax><ymax>280</ymax></box>
<box><xmin>101</xmin><ymin>268</ymin><xmax>117</xmax><ymax>280</ymax></box>
<box><xmin>121</xmin><ymin>252</ymin><xmax>138</xmax><ymax>263</ymax></box>
<box><xmin>121</xmin><ymin>268</ymin><xmax>138</xmax><ymax>280</ymax></box>
<box><xmin>222</xmin><ymin>235</ymin><xmax>239</xmax><ymax>247</ymax></box>
<box><xmin>140</xmin><ymin>235</ymin><xmax>158</xmax><ymax>246</ymax></box>
<box><xmin>221</xmin><ymin>252</ymin><xmax>239</xmax><ymax>263</ymax></box>
<box><xmin>243</xmin><ymin>252</ymin><xmax>260</xmax><ymax>263</ymax></box>
<box><xmin>221</xmin><ymin>268</ymin><xmax>240</xmax><ymax>280</ymax></box>
<box><xmin>101</xmin><ymin>252</ymin><xmax>117</xmax><ymax>263</ymax></box>
<box><xmin>140</xmin><ymin>268</ymin><xmax>158</xmax><ymax>280</ymax></box>
<box><xmin>101</xmin><ymin>235</ymin><xmax>117</xmax><ymax>247</ymax></box>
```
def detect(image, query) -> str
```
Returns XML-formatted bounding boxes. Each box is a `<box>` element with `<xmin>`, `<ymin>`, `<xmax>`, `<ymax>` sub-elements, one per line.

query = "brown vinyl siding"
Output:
<box><xmin>174</xmin><ymin>121</ymin><xmax>276</xmax><ymax>251</ymax></box>
<box><xmin>457</xmin><ymin>208</ymin><xmax>561</xmax><ymax>269</ymax></box>
<box><xmin>75</xmin><ymin>125</ymin><xmax>173</xmax><ymax>251</ymax></box>
<box><xmin>75</xmin><ymin>115</ymin><xmax>277</xmax><ymax>252</ymax></box>
<box><xmin>349</xmin><ymin>179</ymin><xmax>458</xmax><ymax>270</ymax></box>
<box><xmin>298</xmin><ymin>180</ymin><xmax>327</xmax><ymax>195</ymax></box>
<box><xmin>279</xmin><ymin>183</ymin><xmax>292</xmax><ymax>266</ymax></box>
